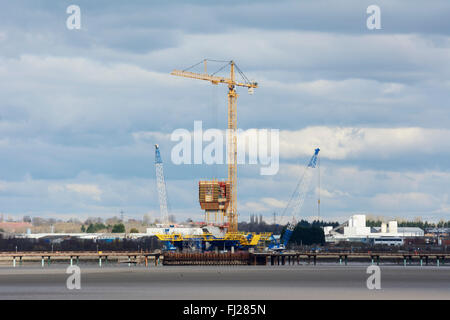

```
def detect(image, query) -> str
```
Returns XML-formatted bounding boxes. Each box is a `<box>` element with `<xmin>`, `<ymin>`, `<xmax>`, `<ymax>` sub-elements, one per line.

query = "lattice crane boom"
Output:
<box><xmin>170</xmin><ymin>70</ymin><xmax>257</xmax><ymax>88</ymax></box>
<box><xmin>282</xmin><ymin>148</ymin><xmax>320</xmax><ymax>246</ymax></box>
<box><xmin>268</xmin><ymin>148</ymin><xmax>320</xmax><ymax>251</ymax></box>
<box><xmin>155</xmin><ymin>144</ymin><xmax>169</xmax><ymax>225</ymax></box>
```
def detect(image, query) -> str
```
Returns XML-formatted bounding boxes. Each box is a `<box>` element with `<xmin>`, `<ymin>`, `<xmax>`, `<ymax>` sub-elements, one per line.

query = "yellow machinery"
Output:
<box><xmin>171</xmin><ymin>60</ymin><xmax>258</xmax><ymax>232</ymax></box>
<box><xmin>155</xmin><ymin>232</ymin><xmax>273</xmax><ymax>248</ymax></box>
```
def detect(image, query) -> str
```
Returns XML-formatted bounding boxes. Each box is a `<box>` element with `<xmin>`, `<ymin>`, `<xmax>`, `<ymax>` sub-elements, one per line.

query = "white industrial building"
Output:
<box><xmin>15</xmin><ymin>224</ymin><xmax>211</xmax><ymax>241</ymax></box>
<box><xmin>146</xmin><ymin>226</ymin><xmax>203</xmax><ymax>236</ymax></box>
<box><xmin>324</xmin><ymin>214</ymin><xmax>424</xmax><ymax>245</ymax></box>
<box><xmin>146</xmin><ymin>225</ymin><xmax>225</xmax><ymax>238</ymax></box>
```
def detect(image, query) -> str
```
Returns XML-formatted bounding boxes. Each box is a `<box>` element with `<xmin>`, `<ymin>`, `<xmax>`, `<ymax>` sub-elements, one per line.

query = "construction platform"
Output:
<box><xmin>154</xmin><ymin>231</ymin><xmax>273</xmax><ymax>251</ymax></box>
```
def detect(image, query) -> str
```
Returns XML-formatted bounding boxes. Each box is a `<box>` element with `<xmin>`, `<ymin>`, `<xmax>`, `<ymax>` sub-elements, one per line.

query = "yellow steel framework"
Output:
<box><xmin>199</xmin><ymin>179</ymin><xmax>229</xmax><ymax>226</ymax></box>
<box><xmin>171</xmin><ymin>60</ymin><xmax>257</xmax><ymax>232</ymax></box>
<box><xmin>155</xmin><ymin>232</ymin><xmax>272</xmax><ymax>247</ymax></box>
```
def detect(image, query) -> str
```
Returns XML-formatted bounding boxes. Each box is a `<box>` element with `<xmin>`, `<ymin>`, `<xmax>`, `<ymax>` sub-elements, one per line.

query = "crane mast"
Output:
<box><xmin>171</xmin><ymin>60</ymin><xmax>257</xmax><ymax>232</ymax></box>
<box><xmin>227</xmin><ymin>62</ymin><xmax>238</xmax><ymax>232</ymax></box>
<box><xmin>155</xmin><ymin>144</ymin><xmax>169</xmax><ymax>225</ymax></box>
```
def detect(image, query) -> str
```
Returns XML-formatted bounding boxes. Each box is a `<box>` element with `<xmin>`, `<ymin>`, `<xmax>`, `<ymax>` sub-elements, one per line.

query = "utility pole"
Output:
<box><xmin>317</xmin><ymin>152</ymin><xmax>321</xmax><ymax>220</ymax></box>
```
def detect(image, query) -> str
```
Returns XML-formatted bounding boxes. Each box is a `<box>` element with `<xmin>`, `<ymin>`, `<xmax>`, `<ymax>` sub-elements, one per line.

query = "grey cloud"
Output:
<box><xmin>1</xmin><ymin>1</ymin><xmax>449</xmax><ymax>220</ymax></box>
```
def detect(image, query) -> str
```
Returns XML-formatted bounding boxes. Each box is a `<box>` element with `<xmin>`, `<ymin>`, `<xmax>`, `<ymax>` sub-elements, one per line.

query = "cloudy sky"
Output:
<box><xmin>0</xmin><ymin>0</ymin><xmax>449</xmax><ymax>223</ymax></box>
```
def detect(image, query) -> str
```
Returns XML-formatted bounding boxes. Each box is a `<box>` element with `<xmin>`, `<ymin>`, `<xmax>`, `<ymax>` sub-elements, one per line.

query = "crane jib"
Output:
<box><xmin>308</xmin><ymin>148</ymin><xmax>320</xmax><ymax>168</ymax></box>
<box><xmin>277</xmin><ymin>148</ymin><xmax>320</xmax><ymax>248</ymax></box>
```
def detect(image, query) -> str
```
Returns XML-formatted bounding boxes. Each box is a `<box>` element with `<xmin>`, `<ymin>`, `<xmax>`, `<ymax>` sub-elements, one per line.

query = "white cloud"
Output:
<box><xmin>262</xmin><ymin>78</ymin><xmax>407</xmax><ymax>99</ymax></box>
<box><xmin>434</xmin><ymin>205</ymin><xmax>450</xmax><ymax>215</ymax></box>
<box><xmin>261</xmin><ymin>197</ymin><xmax>287</xmax><ymax>208</ymax></box>
<box><xmin>1</xmin><ymin>2</ymin><xmax>449</xmax><ymax>221</ymax></box>
<box><xmin>315</xmin><ymin>187</ymin><xmax>349</xmax><ymax>198</ymax></box>
<box><xmin>240</xmin><ymin>201</ymin><xmax>267</xmax><ymax>212</ymax></box>
<box><xmin>0</xmin><ymin>55</ymin><xmax>173</xmax><ymax>86</ymax></box>
<box><xmin>145</xmin><ymin>31</ymin><xmax>450</xmax><ymax>82</ymax></box>
<box><xmin>279</xmin><ymin>126</ymin><xmax>450</xmax><ymax>160</ymax></box>
<box><xmin>132</xmin><ymin>131</ymin><xmax>172</xmax><ymax>144</ymax></box>
<box><xmin>276</xmin><ymin>164</ymin><xmax>450</xmax><ymax>220</ymax></box>
<box><xmin>132</xmin><ymin>125</ymin><xmax>450</xmax><ymax>162</ymax></box>
<box><xmin>370</xmin><ymin>192</ymin><xmax>437</xmax><ymax>212</ymax></box>
<box><xmin>65</xmin><ymin>184</ymin><xmax>102</xmax><ymax>201</ymax></box>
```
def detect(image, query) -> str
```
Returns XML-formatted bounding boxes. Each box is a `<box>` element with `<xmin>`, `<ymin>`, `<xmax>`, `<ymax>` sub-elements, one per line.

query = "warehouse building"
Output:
<box><xmin>324</xmin><ymin>214</ymin><xmax>424</xmax><ymax>245</ymax></box>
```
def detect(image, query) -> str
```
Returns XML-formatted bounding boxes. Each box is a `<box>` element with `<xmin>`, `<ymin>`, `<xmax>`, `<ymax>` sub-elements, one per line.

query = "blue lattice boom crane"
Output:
<box><xmin>269</xmin><ymin>148</ymin><xmax>320</xmax><ymax>251</ymax></box>
<box><xmin>155</xmin><ymin>144</ymin><xmax>169</xmax><ymax>225</ymax></box>
<box><xmin>154</xmin><ymin>144</ymin><xmax>177</xmax><ymax>251</ymax></box>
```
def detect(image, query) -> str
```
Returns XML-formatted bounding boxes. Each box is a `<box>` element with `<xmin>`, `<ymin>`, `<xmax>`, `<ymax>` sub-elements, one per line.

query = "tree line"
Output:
<box><xmin>239</xmin><ymin>218</ymin><xmax>339</xmax><ymax>246</ymax></box>
<box><xmin>0</xmin><ymin>236</ymin><xmax>162</xmax><ymax>252</ymax></box>
<box><xmin>366</xmin><ymin>219</ymin><xmax>450</xmax><ymax>229</ymax></box>
<box><xmin>81</xmin><ymin>223</ymin><xmax>131</xmax><ymax>233</ymax></box>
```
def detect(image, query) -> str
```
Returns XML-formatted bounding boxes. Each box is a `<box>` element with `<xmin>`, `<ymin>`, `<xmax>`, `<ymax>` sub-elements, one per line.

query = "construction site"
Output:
<box><xmin>2</xmin><ymin>59</ymin><xmax>447</xmax><ymax>265</ymax></box>
<box><xmin>147</xmin><ymin>59</ymin><xmax>321</xmax><ymax>253</ymax></box>
<box><xmin>3</xmin><ymin>59</ymin><xmax>447</xmax><ymax>259</ymax></box>
<box><xmin>3</xmin><ymin>0</ymin><xmax>450</xmax><ymax>306</ymax></box>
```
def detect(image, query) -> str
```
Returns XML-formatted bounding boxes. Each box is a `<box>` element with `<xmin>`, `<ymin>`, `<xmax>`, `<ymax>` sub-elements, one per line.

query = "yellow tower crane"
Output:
<box><xmin>171</xmin><ymin>59</ymin><xmax>257</xmax><ymax>232</ymax></box>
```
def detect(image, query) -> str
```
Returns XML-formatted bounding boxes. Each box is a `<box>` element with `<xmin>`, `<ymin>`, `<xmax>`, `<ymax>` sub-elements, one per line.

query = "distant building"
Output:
<box><xmin>373</xmin><ymin>226</ymin><xmax>424</xmax><ymax>237</ymax></box>
<box><xmin>324</xmin><ymin>214</ymin><xmax>424</xmax><ymax>245</ymax></box>
<box><xmin>425</xmin><ymin>228</ymin><xmax>450</xmax><ymax>237</ymax></box>
<box><xmin>0</xmin><ymin>221</ymin><xmax>33</xmax><ymax>233</ymax></box>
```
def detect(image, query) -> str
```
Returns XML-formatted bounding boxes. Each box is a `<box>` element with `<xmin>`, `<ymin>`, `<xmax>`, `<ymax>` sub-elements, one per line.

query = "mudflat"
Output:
<box><xmin>0</xmin><ymin>265</ymin><xmax>449</xmax><ymax>299</ymax></box>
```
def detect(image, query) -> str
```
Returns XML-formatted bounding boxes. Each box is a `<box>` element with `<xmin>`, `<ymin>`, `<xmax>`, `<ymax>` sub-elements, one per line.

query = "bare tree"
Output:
<box><xmin>143</xmin><ymin>214</ymin><xmax>151</xmax><ymax>225</ymax></box>
<box><xmin>32</xmin><ymin>217</ymin><xmax>47</xmax><ymax>226</ymax></box>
